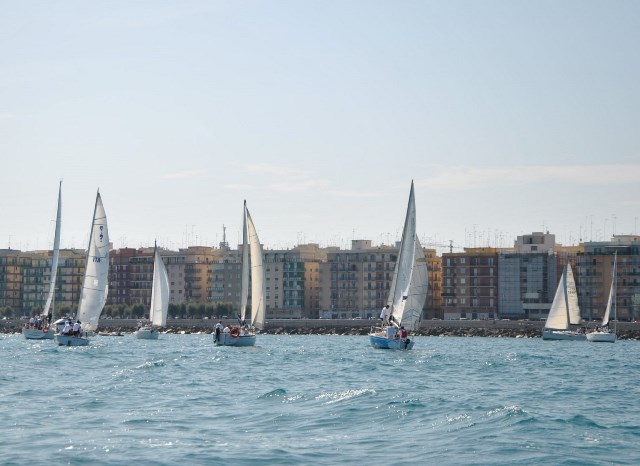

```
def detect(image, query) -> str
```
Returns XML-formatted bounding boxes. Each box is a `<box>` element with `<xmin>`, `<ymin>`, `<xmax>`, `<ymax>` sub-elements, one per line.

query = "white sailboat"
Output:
<box><xmin>23</xmin><ymin>182</ymin><xmax>62</xmax><ymax>340</ymax></box>
<box><xmin>542</xmin><ymin>263</ymin><xmax>586</xmax><ymax>341</ymax></box>
<box><xmin>587</xmin><ymin>254</ymin><xmax>617</xmax><ymax>343</ymax></box>
<box><xmin>134</xmin><ymin>242</ymin><xmax>170</xmax><ymax>340</ymax></box>
<box><xmin>369</xmin><ymin>181</ymin><xmax>428</xmax><ymax>350</ymax></box>
<box><xmin>215</xmin><ymin>201</ymin><xmax>265</xmax><ymax>347</ymax></box>
<box><xmin>55</xmin><ymin>191</ymin><xmax>109</xmax><ymax>346</ymax></box>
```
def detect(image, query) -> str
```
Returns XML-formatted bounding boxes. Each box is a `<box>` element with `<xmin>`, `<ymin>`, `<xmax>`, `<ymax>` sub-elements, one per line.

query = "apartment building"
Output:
<box><xmin>424</xmin><ymin>248</ymin><xmax>443</xmax><ymax>319</ymax></box>
<box><xmin>0</xmin><ymin>249</ymin><xmax>26</xmax><ymax>312</ymax></box>
<box><xmin>210</xmin><ymin>243</ymin><xmax>326</xmax><ymax>319</ymax></box>
<box><xmin>576</xmin><ymin>235</ymin><xmax>640</xmax><ymax>321</ymax></box>
<box><xmin>109</xmin><ymin>246</ymin><xmax>220</xmax><ymax>309</ymax></box>
<box><xmin>0</xmin><ymin>248</ymin><xmax>85</xmax><ymax>315</ymax></box>
<box><xmin>442</xmin><ymin>247</ymin><xmax>499</xmax><ymax>320</ymax></box>
<box><xmin>498</xmin><ymin>232</ymin><xmax>559</xmax><ymax>320</ymax></box>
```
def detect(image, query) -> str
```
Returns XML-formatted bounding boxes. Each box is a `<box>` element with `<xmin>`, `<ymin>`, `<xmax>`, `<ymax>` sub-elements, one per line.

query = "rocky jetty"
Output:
<box><xmin>4</xmin><ymin>318</ymin><xmax>640</xmax><ymax>339</ymax></box>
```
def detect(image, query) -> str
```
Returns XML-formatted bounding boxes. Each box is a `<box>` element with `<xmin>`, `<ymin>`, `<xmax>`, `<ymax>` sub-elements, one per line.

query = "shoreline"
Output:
<box><xmin>4</xmin><ymin>318</ymin><xmax>640</xmax><ymax>339</ymax></box>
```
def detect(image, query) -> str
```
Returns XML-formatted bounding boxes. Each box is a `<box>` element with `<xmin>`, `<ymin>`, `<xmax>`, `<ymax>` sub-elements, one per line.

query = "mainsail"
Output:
<box><xmin>388</xmin><ymin>181</ymin><xmax>417</xmax><ymax>326</ymax></box>
<box><xmin>602</xmin><ymin>254</ymin><xmax>617</xmax><ymax>327</ymax></box>
<box><xmin>545</xmin><ymin>263</ymin><xmax>581</xmax><ymax>330</ymax></box>
<box><xmin>246</xmin><ymin>208</ymin><xmax>265</xmax><ymax>330</ymax></box>
<box><xmin>149</xmin><ymin>245</ymin><xmax>170</xmax><ymax>327</ymax></box>
<box><xmin>43</xmin><ymin>181</ymin><xmax>62</xmax><ymax>320</ymax></box>
<box><xmin>77</xmin><ymin>191</ymin><xmax>109</xmax><ymax>332</ymax></box>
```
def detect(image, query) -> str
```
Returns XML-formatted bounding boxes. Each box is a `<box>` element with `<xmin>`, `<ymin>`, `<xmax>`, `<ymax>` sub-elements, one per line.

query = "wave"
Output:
<box><xmin>135</xmin><ymin>360</ymin><xmax>165</xmax><ymax>370</ymax></box>
<box><xmin>259</xmin><ymin>388</ymin><xmax>288</xmax><ymax>399</ymax></box>
<box><xmin>316</xmin><ymin>388</ymin><xmax>375</xmax><ymax>404</ymax></box>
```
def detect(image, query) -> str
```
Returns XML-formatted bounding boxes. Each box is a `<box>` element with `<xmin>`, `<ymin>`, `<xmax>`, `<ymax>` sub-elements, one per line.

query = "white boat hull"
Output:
<box><xmin>542</xmin><ymin>329</ymin><xmax>586</xmax><ymax>341</ymax></box>
<box><xmin>22</xmin><ymin>327</ymin><xmax>54</xmax><ymax>340</ymax></box>
<box><xmin>134</xmin><ymin>328</ymin><xmax>159</xmax><ymax>340</ymax></box>
<box><xmin>586</xmin><ymin>331</ymin><xmax>616</xmax><ymax>343</ymax></box>
<box><xmin>369</xmin><ymin>333</ymin><xmax>415</xmax><ymax>350</ymax></box>
<box><xmin>55</xmin><ymin>334</ymin><xmax>89</xmax><ymax>346</ymax></box>
<box><xmin>214</xmin><ymin>332</ymin><xmax>256</xmax><ymax>347</ymax></box>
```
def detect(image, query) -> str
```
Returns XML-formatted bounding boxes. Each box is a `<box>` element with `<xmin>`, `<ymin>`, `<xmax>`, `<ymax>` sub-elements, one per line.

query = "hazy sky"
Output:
<box><xmin>1</xmin><ymin>1</ymin><xmax>639</xmax><ymax>254</ymax></box>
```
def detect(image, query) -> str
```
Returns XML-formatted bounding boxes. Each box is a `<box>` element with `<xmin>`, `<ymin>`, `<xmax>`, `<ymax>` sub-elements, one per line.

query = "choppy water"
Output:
<box><xmin>2</xmin><ymin>333</ymin><xmax>640</xmax><ymax>465</ymax></box>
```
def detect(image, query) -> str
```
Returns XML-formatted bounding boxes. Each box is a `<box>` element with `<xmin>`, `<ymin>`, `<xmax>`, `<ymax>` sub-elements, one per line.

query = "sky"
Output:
<box><xmin>1</xmin><ymin>1</ymin><xmax>639</xmax><ymax>254</ymax></box>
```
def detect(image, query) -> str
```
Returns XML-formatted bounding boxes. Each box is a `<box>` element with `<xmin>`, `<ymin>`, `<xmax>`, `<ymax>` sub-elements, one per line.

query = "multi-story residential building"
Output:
<box><xmin>424</xmin><ymin>248</ymin><xmax>442</xmax><ymax>319</ymax></box>
<box><xmin>1</xmin><ymin>248</ymin><xmax>85</xmax><ymax>316</ymax></box>
<box><xmin>209</xmin><ymin>243</ymin><xmax>326</xmax><ymax>319</ymax></box>
<box><xmin>57</xmin><ymin>249</ymin><xmax>86</xmax><ymax>312</ymax></box>
<box><xmin>109</xmin><ymin>246</ymin><xmax>219</xmax><ymax>310</ymax></box>
<box><xmin>498</xmin><ymin>232</ymin><xmax>559</xmax><ymax>320</ymax></box>
<box><xmin>0</xmin><ymin>249</ymin><xmax>25</xmax><ymax>313</ymax></box>
<box><xmin>318</xmin><ymin>240</ymin><xmax>441</xmax><ymax>320</ymax></box>
<box><xmin>576</xmin><ymin>235</ymin><xmax>640</xmax><ymax>321</ymax></box>
<box><xmin>319</xmin><ymin>240</ymin><xmax>397</xmax><ymax>319</ymax></box>
<box><xmin>442</xmin><ymin>247</ymin><xmax>499</xmax><ymax>320</ymax></box>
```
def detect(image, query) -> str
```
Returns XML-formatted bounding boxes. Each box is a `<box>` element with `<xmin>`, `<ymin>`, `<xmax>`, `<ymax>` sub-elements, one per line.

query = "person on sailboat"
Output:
<box><xmin>62</xmin><ymin>320</ymin><xmax>72</xmax><ymax>335</ymax></box>
<box><xmin>215</xmin><ymin>321</ymin><xmax>223</xmax><ymax>342</ymax></box>
<box><xmin>380</xmin><ymin>305</ymin><xmax>390</xmax><ymax>324</ymax></box>
<box><xmin>73</xmin><ymin>320</ymin><xmax>81</xmax><ymax>336</ymax></box>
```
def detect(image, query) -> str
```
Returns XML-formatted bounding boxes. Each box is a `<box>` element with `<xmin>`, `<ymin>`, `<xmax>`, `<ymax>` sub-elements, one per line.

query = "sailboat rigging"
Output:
<box><xmin>215</xmin><ymin>201</ymin><xmax>265</xmax><ymax>346</ymax></box>
<box><xmin>369</xmin><ymin>181</ymin><xmax>427</xmax><ymax>350</ymax></box>
<box><xmin>22</xmin><ymin>181</ymin><xmax>62</xmax><ymax>340</ymax></box>
<box><xmin>55</xmin><ymin>190</ymin><xmax>109</xmax><ymax>346</ymax></box>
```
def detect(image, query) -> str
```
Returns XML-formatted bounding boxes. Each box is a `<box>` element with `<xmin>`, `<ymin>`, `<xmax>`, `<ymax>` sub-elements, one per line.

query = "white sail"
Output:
<box><xmin>388</xmin><ymin>181</ymin><xmax>417</xmax><ymax>326</ymax></box>
<box><xmin>545</xmin><ymin>263</ymin><xmax>581</xmax><ymax>330</ymax></box>
<box><xmin>149</xmin><ymin>246</ymin><xmax>170</xmax><ymax>327</ymax></box>
<box><xmin>602</xmin><ymin>254</ymin><xmax>617</xmax><ymax>327</ymax></box>
<box><xmin>246</xmin><ymin>205</ymin><xmax>265</xmax><ymax>330</ymax></box>
<box><xmin>43</xmin><ymin>181</ymin><xmax>62</xmax><ymax>319</ymax></box>
<box><xmin>402</xmin><ymin>238</ymin><xmax>428</xmax><ymax>331</ymax></box>
<box><xmin>239</xmin><ymin>203</ymin><xmax>250</xmax><ymax>322</ymax></box>
<box><xmin>77</xmin><ymin>191</ymin><xmax>109</xmax><ymax>332</ymax></box>
<box><xmin>566</xmin><ymin>264</ymin><xmax>582</xmax><ymax>325</ymax></box>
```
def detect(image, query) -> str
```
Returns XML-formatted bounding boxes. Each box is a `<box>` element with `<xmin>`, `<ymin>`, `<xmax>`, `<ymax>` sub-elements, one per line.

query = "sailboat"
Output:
<box><xmin>542</xmin><ymin>263</ymin><xmax>586</xmax><ymax>341</ymax></box>
<box><xmin>369</xmin><ymin>181</ymin><xmax>428</xmax><ymax>350</ymax></box>
<box><xmin>134</xmin><ymin>242</ymin><xmax>169</xmax><ymax>339</ymax></box>
<box><xmin>587</xmin><ymin>253</ymin><xmax>617</xmax><ymax>343</ymax></box>
<box><xmin>215</xmin><ymin>201</ymin><xmax>265</xmax><ymax>346</ymax></box>
<box><xmin>23</xmin><ymin>182</ymin><xmax>62</xmax><ymax>340</ymax></box>
<box><xmin>55</xmin><ymin>191</ymin><xmax>109</xmax><ymax>346</ymax></box>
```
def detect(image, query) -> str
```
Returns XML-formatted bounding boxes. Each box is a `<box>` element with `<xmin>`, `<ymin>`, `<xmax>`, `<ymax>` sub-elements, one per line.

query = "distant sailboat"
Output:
<box><xmin>215</xmin><ymin>201</ymin><xmax>265</xmax><ymax>346</ymax></box>
<box><xmin>23</xmin><ymin>182</ymin><xmax>62</xmax><ymax>340</ymax></box>
<box><xmin>542</xmin><ymin>263</ymin><xmax>586</xmax><ymax>341</ymax></box>
<box><xmin>135</xmin><ymin>242</ymin><xmax>170</xmax><ymax>340</ymax></box>
<box><xmin>55</xmin><ymin>191</ymin><xmax>109</xmax><ymax>346</ymax></box>
<box><xmin>587</xmin><ymin>253</ymin><xmax>617</xmax><ymax>343</ymax></box>
<box><xmin>369</xmin><ymin>181</ymin><xmax>427</xmax><ymax>350</ymax></box>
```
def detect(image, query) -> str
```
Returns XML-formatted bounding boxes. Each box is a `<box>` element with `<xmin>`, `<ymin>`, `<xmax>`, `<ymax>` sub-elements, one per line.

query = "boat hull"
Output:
<box><xmin>369</xmin><ymin>333</ymin><xmax>415</xmax><ymax>350</ymax></box>
<box><xmin>586</xmin><ymin>331</ymin><xmax>616</xmax><ymax>343</ymax></box>
<box><xmin>54</xmin><ymin>334</ymin><xmax>89</xmax><ymax>346</ymax></box>
<box><xmin>542</xmin><ymin>329</ymin><xmax>586</xmax><ymax>341</ymax></box>
<box><xmin>214</xmin><ymin>333</ymin><xmax>256</xmax><ymax>347</ymax></box>
<box><xmin>22</xmin><ymin>327</ymin><xmax>55</xmax><ymax>340</ymax></box>
<box><xmin>134</xmin><ymin>328</ymin><xmax>159</xmax><ymax>340</ymax></box>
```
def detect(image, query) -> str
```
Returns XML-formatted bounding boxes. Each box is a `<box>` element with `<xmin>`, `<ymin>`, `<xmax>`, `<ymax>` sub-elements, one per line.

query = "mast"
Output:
<box><xmin>239</xmin><ymin>201</ymin><xmax>249</xmax><ymax>322</ymax></box>
<box><xmin>149</xmin><ymin>240</ymin><xmax>157</xmax><ymax>323</ymax></box>
<box><xmin>44</xmin><ymin>180</ymin><xmax>62</xmax><ymax>322</ymax></box>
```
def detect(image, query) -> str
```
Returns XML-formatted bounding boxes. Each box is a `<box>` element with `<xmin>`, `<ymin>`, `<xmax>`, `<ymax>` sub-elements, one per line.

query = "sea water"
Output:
<box><xmin>2</xmin><ymin>333</ymin><xmax>639</xmax><ymax>465</ymax></box>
